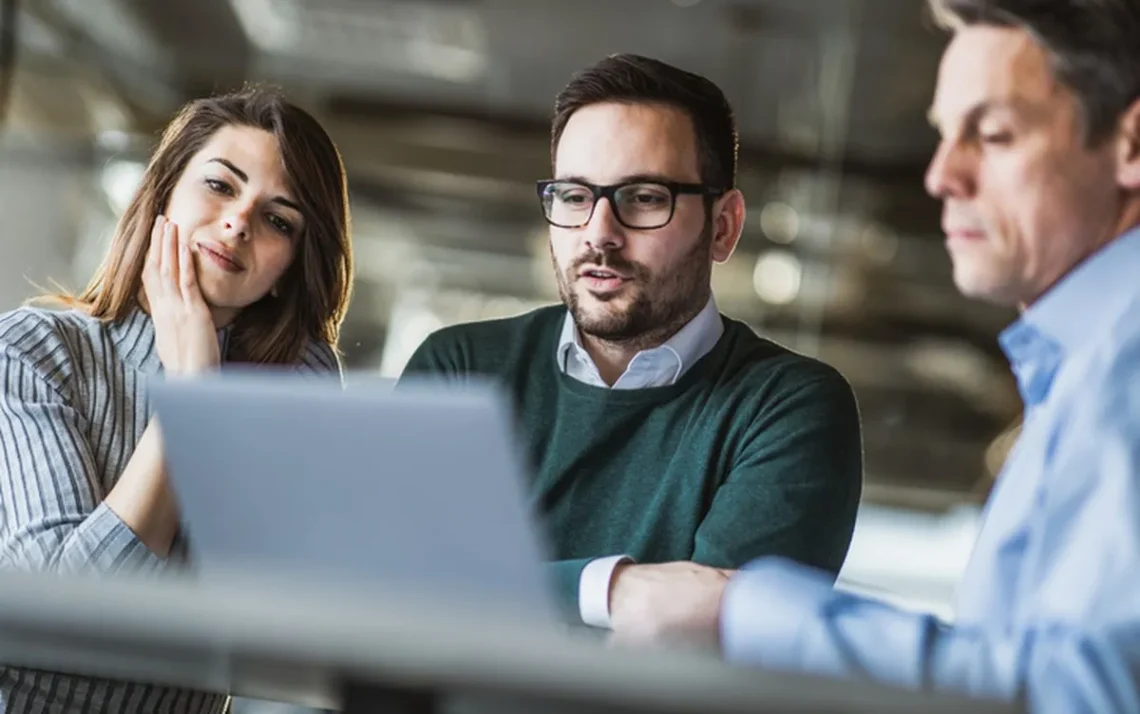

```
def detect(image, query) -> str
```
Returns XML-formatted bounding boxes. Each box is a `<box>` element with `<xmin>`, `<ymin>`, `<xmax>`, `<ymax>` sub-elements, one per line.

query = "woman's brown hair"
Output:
<box><xmin>42</xmin><ymin>86</ymin><xmax>353</xmax><ymax>365</ymax></box>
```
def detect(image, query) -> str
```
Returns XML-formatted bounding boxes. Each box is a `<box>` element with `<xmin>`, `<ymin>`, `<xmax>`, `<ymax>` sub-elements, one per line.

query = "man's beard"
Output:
<box><xmin>552</xmin><ymin>226</ymin><xmax>714</xmax><ymax>348</ymax></box>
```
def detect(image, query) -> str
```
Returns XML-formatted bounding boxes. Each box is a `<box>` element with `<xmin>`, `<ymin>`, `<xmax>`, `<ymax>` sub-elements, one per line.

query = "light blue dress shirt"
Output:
<box><xmin>720</xmin><ymin>227</ymin><xmax>1140</xmax><ymax>713</ymax></box>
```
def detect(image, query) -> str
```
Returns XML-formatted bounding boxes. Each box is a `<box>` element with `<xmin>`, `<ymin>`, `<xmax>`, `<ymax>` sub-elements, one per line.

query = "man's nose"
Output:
<box><xmin>924</xmin><ymin>139</ymin><xmax>975</xmax><ymax>200</ymax></box>
<box><xmin>581</xmin><ymin>197</ymin><xmax>625</xmax><ymax>252</ymax></box>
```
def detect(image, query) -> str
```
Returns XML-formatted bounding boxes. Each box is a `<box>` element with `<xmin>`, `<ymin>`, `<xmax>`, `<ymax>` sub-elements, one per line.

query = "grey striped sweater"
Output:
<box><xmin>0</xmin><ymin>305</ymin><xmax>339</xmax><ymax>714</ymax></box>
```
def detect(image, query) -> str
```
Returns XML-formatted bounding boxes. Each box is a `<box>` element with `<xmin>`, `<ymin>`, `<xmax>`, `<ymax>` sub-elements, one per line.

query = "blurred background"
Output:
<box><xmin>1</xmin><ymin>0</ymin><xmax>1020</xmax><ymax>640</ymax></box>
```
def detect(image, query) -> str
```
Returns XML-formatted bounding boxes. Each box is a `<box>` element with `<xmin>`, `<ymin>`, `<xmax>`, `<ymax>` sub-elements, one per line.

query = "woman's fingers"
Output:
<box><xmin>147</xmin><ymin>216</ymin><xmax>164</xmax><ymax>267</ymax></box>
<box><xmin>142</xmin><ymin>215</ymin><xmax>166</xmax><ymax>299</ymax></box>
<box><xmin>177</xmin><ymin>227</ymin><xmax>204</xmax><ymax>305</ymax></box>
<box><xmin>161</xmin><ymin>219</ymin><xmax>179</xmax><ymax>291</ymax></box>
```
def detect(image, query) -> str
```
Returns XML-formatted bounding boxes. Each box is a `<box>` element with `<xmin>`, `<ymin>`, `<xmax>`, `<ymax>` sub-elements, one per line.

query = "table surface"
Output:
<box><xmin>0</xmin><ymin>569</ymin><xmax>1022</xmax><ymax>714</ymax></box>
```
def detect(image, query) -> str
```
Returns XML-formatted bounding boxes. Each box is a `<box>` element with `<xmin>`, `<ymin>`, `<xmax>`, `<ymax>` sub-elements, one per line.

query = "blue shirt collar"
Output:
<box><xmin>999</xmin><ymin>226</ymin><xmax>1140</xmax><ymax>405</ymax></box>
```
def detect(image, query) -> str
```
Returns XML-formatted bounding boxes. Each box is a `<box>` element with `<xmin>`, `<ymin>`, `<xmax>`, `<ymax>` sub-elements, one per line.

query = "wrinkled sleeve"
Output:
<box><xmin>722</xmin><ymin>376</ymin><xmax>1140</xmax><ymax>714</ymax></box>
<box><xmin>0</xmin><ymin>342</ymin><xmax>167</xmax><ymax>574</ymax></box>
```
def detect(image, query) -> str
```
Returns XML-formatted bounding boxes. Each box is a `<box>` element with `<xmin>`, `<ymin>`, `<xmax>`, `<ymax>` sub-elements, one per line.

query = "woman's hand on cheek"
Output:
<box><xmin>141</xmin><ymin>215</ymin><xmax>221</xmax><ymax>377</ymax></box>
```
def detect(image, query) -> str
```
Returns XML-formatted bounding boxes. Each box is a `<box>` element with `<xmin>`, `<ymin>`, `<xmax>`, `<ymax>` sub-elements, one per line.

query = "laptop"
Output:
<box><xmin>149</xmin><ymin>371</ymin><xmax>558</xmax><ymax>623</ymax></box>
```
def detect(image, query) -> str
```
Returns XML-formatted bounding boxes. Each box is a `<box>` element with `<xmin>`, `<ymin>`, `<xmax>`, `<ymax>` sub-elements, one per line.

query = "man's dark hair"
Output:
<box><xmin>551</xmin><ymin>53</ymin><xmax>738</xmax><ymax>190</ymax></box>
<box><xmin>930</xmin><ymin>0</ymin><xmax>1140</xmax><ymax>144</ymax></box>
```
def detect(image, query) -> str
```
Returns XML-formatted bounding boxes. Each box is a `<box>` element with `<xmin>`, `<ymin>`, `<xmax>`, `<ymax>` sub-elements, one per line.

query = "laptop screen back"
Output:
<box><xmin>150</xmin><ymin>372</ymin><xmax>556</xmax><ymax>622</ymax></box>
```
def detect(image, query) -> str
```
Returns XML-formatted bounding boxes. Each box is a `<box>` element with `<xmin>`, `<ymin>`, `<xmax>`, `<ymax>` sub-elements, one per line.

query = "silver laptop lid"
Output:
<box><xmin>150</xmin><ymin>371</ymin><xmax>556</xmax><ymax>622</ymax></box>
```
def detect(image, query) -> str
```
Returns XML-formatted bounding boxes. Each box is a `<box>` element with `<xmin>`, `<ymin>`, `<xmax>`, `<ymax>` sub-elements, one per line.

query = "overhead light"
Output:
<box><xmin>229</xmin><ymin>0</ymin><xmax>301</xmax><ymax>52</ymax></box>
<box><xmin>860</xmin><ymin>222</ymin><xmax>899</xmax><ymax>266</ymax></box>
<box><xmin>752</xmin><ymin>250</ymin><xmax>802</xmax><ymax>305</ymax></box>
<box><xmin>95</xmin><ymin>130</ymin><xmax>132</xmax><ymax>153</ymax></box>
<box><xmin>759</xmin><ymin>201</ymin><xmax>800</xmax><ymax>245</ymax></box>
<box><xmin>100</xmin><ymin>160</ymin><xmax>146</xmax><ymax>215</ymax></box>
<box><xmin>232</xmin><ymin>0</ymin><xmax>489</xmax><ymax>83</ymax></box>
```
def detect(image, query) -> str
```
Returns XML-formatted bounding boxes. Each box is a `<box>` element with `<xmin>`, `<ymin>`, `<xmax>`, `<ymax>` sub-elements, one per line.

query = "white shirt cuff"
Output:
<box><xmin>578</xmin><ymin>554</ymin><xmax>634</xmax><ymax>628</ymax></box>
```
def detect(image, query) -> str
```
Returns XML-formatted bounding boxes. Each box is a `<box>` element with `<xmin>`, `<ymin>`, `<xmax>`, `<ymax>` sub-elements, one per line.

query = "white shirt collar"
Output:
<box><xmin>555</xmin><ymin>295</ymin><xmax>723</xmax><ymax>389</ymax></box>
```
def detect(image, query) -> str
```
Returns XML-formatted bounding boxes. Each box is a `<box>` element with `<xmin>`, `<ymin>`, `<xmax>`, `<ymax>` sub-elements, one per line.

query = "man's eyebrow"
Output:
<box><xmin>551</xmin><ymin>173</ymin><xmax>679</xmax><ymax>185</ymax></box>
<box><xmin>616</xmin><ymin>173</ymin><xmax>678</xmax><ymax>184</ymax></box>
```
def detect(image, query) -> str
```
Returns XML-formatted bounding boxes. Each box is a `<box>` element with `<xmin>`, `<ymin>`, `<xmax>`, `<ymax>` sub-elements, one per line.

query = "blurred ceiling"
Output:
<box><xmin>5</xmin><ymin>0</ymin><xmax>1021</xmax><ymax>508</ymax></box>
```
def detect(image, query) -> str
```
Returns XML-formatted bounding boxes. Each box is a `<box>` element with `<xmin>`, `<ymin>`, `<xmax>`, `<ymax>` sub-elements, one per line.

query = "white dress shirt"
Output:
<box><xmin>554</xmin><ymin>295</ymin><xmax>724</xmax><ymax>627</ymax></box>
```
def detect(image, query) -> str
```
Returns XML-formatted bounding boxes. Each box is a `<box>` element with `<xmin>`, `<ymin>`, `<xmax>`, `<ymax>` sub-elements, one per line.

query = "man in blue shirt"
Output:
<box><xmin>607</xmin><ymin>0</ymin><xmax>1140</xmax><ymax>710</ymax></box>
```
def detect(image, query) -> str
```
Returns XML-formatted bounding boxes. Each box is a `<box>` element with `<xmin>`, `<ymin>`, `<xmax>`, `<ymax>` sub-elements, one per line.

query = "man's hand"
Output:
<box><xmin>607</xmin><ymin>561</ymin><xmax>734</xmax><ymax>649</ymax></box>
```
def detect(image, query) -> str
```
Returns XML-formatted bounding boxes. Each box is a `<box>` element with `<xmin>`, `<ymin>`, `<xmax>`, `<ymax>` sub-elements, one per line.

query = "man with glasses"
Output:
<box><xmin>400</xmin><ymin>54</ymin><xmax>863</xmax><ymax>639</ymax></box>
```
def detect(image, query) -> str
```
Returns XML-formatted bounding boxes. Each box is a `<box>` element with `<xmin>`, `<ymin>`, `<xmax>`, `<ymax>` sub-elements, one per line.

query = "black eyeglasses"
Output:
<box><xmin>536</xmin><ymin>179</ymin><xmax>724</xmax><ymax>230</ymax></box>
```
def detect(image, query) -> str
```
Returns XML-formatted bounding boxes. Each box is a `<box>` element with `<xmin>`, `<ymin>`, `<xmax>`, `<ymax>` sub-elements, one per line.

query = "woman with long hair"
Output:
<box><xmin>0</xmin><ymin>86</ymin><xmax>354</xmax><ymax>714</ymax></box>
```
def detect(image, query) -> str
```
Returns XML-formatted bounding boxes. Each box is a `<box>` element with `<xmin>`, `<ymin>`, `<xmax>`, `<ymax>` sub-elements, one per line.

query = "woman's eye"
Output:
<box><xmin>205</xmin><ymin>178</ymin><xmax>233</xmax><ymax>195</ymax></box>
<box><xmin>268</xmin><ymin>214</ymin><xmax>295</xmax><ymax>236</ymax></box>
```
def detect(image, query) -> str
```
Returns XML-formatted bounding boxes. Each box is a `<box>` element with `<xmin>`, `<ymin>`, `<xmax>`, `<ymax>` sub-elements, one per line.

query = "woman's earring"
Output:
<box><xmin>270</xmin><ymin>286</ymin><xmax>279</xmax><ymax>298</ymax></box>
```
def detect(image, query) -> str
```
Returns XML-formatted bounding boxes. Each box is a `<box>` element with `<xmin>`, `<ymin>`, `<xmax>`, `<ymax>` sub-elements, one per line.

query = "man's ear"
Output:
<box><xmin>710</xmin><ymin>189</ymin><xmax>746</xmax><ymax>264</ymax></box>
<box><xmin>1115</xmin><ymin>98</ymin><xmax>1140</xmax><ymax>190</ymax></box>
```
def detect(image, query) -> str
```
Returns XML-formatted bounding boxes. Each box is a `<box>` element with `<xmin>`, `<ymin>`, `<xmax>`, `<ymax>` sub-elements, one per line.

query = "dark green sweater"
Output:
<box><xmin>400</xmin><ymin>306</ymin><xmax>862</xmax><ymax>619</ymax></box>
